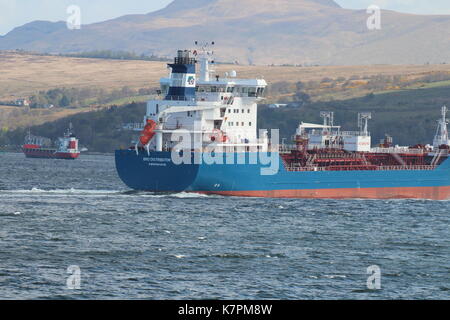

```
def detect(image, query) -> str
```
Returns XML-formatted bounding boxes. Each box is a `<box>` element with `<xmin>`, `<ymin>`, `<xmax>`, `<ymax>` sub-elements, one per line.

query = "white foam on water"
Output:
<box><xmin>133</xmin><ymin>192</ymin><xmax>212</xmax><ymax>199</ymax></box>
<box><xmin>1</xmin><ymin>188</ymin><xmax>121</xmax><ymax>196</ymax></box>
<box><xmin>324</xmin><ymin>275</ymin><xmax>347</xmax><ymax>279</ymax></box>
<box><xmin>171</xmin><ymin>192</ymin><xmax>210</xmax><ymax>198</ymax></box>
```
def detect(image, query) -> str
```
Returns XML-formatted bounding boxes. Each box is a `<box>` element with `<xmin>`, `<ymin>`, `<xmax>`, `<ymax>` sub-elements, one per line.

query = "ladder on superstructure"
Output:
<box><xmin>431</xmin><ymin>149</ymin><xmax>445</xmax><ymax>166</ymax></box>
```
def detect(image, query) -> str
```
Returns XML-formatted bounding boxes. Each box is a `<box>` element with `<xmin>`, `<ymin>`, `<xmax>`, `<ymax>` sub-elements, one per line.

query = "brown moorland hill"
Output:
<box><xmin>1</xmin><ymin>0</ymin><xmax>450</xmax><ymax>65</ymax></box>
<box><xmin>2</xmin><ymin>52</ymin><xmax>450</xmax><ymax>101</ymax></box>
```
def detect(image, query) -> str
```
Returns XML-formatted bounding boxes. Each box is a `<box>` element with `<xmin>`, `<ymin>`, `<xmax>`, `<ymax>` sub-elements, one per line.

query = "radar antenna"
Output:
<box><xmin>194</xmin><ymin>41</ymin><xmax>216</xmax><ymax>82</ymax></box>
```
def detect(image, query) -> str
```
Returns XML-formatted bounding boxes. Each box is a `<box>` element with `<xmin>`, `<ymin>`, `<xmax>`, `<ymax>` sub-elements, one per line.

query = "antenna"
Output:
<box><xmin>441</xmin><ymin>105</ymin><xmax>448</xmax><ymax>123</ymax></box>
<box><xmin>320</xmin><ymin>111</ymin><xmax>334</xmax><ymax>127</ymax></box>
<box><xmin>358</xmin><ymin>112</ymin><xmax>372</xmax><ymax>136</ymax></box>
<box><xmin>194</xmin><ymin>41</ymin><xmax>216</xmax><ymax>82</ymax></box>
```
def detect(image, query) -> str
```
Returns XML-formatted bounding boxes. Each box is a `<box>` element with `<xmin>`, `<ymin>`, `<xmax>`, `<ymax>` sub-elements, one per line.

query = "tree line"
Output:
<box><xmin>28</xmin><ymin>87</ymin><xmax>154</xmax><ymax>108</ymax></box>
<box><xmin>1</xmin><ymin>82</ymin><xmax>450</xmax><ymax>153</ymax></box>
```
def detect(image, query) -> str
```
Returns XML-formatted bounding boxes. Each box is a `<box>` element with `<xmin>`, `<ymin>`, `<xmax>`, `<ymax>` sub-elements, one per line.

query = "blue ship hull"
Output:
<box><xmin>115</xmin><ymin>149</ymin><xmax>450</xmax><ymax>200</ymax></box>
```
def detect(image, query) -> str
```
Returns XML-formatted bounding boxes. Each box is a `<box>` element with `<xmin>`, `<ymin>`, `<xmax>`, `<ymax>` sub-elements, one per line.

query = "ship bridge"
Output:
<box><xmin>142</xmin><ymin>46</ymin><xmax>268</xmax><ymax>153</ymax></box>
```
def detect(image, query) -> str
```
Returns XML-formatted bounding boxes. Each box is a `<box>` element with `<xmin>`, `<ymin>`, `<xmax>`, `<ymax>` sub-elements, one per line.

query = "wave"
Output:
<box><xmin>0</xmin><ymin>189</ymin><xmax>213</xmax><ymax>199</ymax></box>
<box><xmin>0</xmin><ymin>188</ymin><xmax>121</xmax><ymax>195</ymax></box>
<box><xmin>131</xmin><ymin>191</ymin><xmax>212</xmax><ymax>199</ymax></box>
<box><xmin>170</xmin><ymin>192</ymin><xmax>210</xmax><ymax>198</ymax></box>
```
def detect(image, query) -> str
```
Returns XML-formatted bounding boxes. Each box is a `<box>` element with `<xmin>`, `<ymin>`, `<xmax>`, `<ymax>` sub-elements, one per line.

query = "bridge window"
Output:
<box><xmin>161</xmin><ymin>84</ymin><xmax>169</xmax><ymax>94</ymax></box>
<box><xmin>248</xmin><ymin>87</ymin><xmax>257</xmax><ymax>97</ymax></box>
<box><xmin>257</xmin><ymin>87</ymin><xmax>265</xmax><ymax>97</ymax></box>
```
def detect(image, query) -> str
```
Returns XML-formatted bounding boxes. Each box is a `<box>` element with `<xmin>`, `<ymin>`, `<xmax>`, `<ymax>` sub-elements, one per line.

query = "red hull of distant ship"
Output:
<box><xmin>22</xmin><ymin>145</ymin><xmax>80</xmax><ymax>160</ymax></box>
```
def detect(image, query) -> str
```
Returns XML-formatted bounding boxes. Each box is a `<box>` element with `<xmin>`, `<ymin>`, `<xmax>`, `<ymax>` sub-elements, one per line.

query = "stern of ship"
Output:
<box><xmin>115</xmin><ymin>149</ymin><xmax>199</xmax><ymax>192</ymax></box>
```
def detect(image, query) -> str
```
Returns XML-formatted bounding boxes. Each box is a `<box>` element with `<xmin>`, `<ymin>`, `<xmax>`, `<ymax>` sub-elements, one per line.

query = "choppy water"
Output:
<box><xmin>0</xmin><ymin>152</ymin><xmax>449</xmax><ymax>299</ymax></box>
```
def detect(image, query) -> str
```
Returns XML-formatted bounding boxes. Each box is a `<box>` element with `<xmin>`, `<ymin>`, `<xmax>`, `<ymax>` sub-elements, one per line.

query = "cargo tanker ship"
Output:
<box><xmin>115</xmin><ymin>47</ymin><xmax>450</xmax><ymax>200</ymax></box>
<box><xmin>22</xmin><ymin>125</ymin><xmax>80</xmax><ymax>159</ymax></box>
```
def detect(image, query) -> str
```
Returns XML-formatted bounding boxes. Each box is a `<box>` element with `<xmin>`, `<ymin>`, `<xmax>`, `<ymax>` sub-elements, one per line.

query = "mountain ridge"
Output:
<box><xmin>1</xmin><ymin>0</ymin><xmax>449</xmax><ymax>65</ymax></box>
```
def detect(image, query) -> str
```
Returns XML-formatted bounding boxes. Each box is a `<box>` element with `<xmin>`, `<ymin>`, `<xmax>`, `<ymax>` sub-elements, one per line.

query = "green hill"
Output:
<box><xmin>1</xmin><ymin>85</ymin><xmax>449</xmax><ymax>153</ymax></box>
<box><xmin>259</xmin><ymin>85</ymin><xmax>450</xmax><ymax>146</ymax></box>
<box><xmin>0</xmin><ymin>103</ymin><xmax>146</xmax><ymax>153</ymax></box>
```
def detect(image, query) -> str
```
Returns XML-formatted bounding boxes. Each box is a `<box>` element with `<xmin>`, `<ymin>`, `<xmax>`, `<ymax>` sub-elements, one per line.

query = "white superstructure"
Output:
<box><xmin>143</xmin><ymin>46</ymin><xmax>268</xmax><ymax>153</ymax></box>
<box><xmin>295</xmin><ymin>112</ymin><xmax>372</xmax><ymax>152</ymax></box>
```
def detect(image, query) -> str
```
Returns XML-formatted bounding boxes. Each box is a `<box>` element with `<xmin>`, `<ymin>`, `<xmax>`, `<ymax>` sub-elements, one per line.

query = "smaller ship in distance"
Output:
<box><xmin>22</xmin><ymin>124</ymin><xmax>80</xmax><ymax>159</ymax></box>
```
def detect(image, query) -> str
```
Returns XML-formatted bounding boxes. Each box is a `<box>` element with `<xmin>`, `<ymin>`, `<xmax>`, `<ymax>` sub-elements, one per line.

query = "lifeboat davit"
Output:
<box><xmin>139</xmin><ymin>119</ymin><xmax>157</xmax><ymax>146</ymax></box>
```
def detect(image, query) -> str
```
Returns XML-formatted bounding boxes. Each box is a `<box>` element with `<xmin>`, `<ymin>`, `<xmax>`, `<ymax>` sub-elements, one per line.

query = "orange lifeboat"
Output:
<box><xmin>139</xmin><ymin>119</ymin><xmax>157</xmax><ymax>146</ymax></box>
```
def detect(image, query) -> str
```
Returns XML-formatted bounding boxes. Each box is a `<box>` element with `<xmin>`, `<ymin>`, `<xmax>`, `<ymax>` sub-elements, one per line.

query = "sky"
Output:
<box><xmin>1</xmin><ymin>0</ymin><xmax>450</xmax><ymax>35</ymax></box>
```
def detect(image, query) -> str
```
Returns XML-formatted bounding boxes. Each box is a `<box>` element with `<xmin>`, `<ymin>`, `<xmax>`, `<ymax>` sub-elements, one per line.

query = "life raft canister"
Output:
<box><xmin>139</xmin><ymin>119</ymin><xmax>157</xmax><ymax>146</ymax></box>
<box><xmin>210</xmin><ymin>129</ymin><xmax>228</xmax><ymax>143</ymax></box>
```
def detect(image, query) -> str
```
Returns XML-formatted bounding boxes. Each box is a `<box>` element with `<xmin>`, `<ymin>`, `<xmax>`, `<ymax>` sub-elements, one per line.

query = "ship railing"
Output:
<box><xmin>279</xmin><ymin>144</ymin><xmax>297</xmax><ymax>153</ymax></box>
<box><xmin>341</xmin><ymin>131</ymin><xmax>370</xmax><ymax>137</ymax></box>
<box><xmin>375</xmin><ymin>165</ymin><xmax>437</xmax><ymax>171</ymax></box>
<box><xmin>285</xmin><ymin>164</ymin><xmax>437</xmax><ymax>172</ymax></box>
<box><xmin>285</xmin><ymin>166</ymin><xmax>327</xmax><ymax>172</ymax></box>
<box><xmin>370</xmin><ymin>148</ymin><xmax>425</xmax><ymax>155</ymax></box>
<box><xmin>164</xmin><ymin>95</ymin><xmax>196</xmax><ymax>102</ymax></box>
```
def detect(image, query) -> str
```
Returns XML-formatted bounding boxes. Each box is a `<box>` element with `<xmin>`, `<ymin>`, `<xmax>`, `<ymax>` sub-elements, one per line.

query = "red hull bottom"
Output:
<box><xmin>198</xmin><ymin>186</ymin><xmax>450</xmax><ymax>200</ymax></box>
<box><xmin>23</xmin><ymin>150</ymin><xmax>80</xmax><ymax>160</ymax></box>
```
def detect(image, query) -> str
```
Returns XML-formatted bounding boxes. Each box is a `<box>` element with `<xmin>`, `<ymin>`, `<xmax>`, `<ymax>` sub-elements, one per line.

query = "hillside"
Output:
<box><xmin>259</xmin><ymin>85</ymin><xmax>450</xmax><ymax>146</ymax></box>
<box><xmin>2</xmin><ymin>84</ymin><xmax>450</xmax><ymax>152</ymax></box>
<box><xmin>0</xmin><ymin>52</ymin><xmax>163</xmax><ymax>100</ymax></box>
<box><xmin>2</xmin><ymin>52</ymin><xmax>450</xmax><ymax>130</ymax></box>
<box><xmin>3</xmin><ymin>51</ymin><xmax>450</xmax><ymax>101</ymax></box>
<box><xmin>1</xmin><ymin>0</ymin><xmax>450</xmax><ymax>65</ymax></box>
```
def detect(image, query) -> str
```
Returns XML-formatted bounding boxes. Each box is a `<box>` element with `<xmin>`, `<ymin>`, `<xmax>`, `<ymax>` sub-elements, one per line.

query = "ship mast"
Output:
<box><xmin>320</xmin><ymin>111</ymin><xmax>334</xmax><ymax>134</ymax></box>
<box><xmin>358</xmin><ymin>112</ymin><xmax>372</xmax><ymax>136</ymax></box>
<box><xmin>433</xmin><ymin>106</ymin><xmax>450</xmax><ymax>148</ymax></box>
<box><xmin>194</xmin><ymin>41</ymin><xmax>215</xmax><ymax>82</ymax></box>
